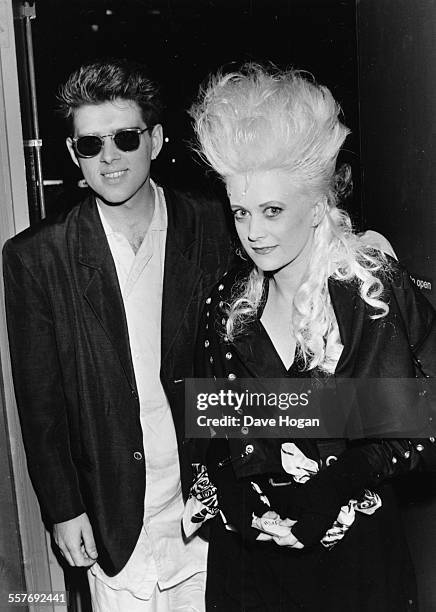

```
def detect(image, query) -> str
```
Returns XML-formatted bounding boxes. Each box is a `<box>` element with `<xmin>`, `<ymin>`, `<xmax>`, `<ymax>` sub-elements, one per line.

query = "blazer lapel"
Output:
<box><xmin>76</xmin><ymin>196</ymin><xmax>136</xmax><ymax>392</ymax></box>
<box><xmin>161</xmin><ymin>189</ymin><xmax>204</xmax><ymax>363</ymax></box>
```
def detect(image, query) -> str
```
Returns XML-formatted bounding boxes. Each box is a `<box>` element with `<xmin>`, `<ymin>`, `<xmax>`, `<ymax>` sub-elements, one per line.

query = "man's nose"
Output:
<box><xmin>100</xmin><ymin>136</ymin><xmax>121</xmax><ymax>163</ymax></box>
<box><xmin>247</xmin><ymin>215</ymin><xmax>266</xmax><ymax>242</ymax></box>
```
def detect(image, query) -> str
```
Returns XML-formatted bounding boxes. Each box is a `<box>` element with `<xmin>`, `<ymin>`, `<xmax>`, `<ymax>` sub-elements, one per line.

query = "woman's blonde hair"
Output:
<box><xmin>191</xmin><ymin>64</ymin><xmax>391</xmax><ymax>373</ymax></box>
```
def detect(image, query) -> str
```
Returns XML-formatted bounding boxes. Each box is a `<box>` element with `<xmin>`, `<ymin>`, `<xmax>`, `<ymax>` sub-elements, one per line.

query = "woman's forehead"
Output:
<box><xmin>226</xmin><ymin>171</ymin><xmax>308</xmax><ymax>206</ymax></box>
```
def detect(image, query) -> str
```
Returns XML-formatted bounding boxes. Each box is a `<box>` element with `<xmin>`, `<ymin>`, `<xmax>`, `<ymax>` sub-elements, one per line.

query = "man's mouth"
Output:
<box><xmin>102</xmin><ymin>170</ymin><xmax>128</xmax><ymax>179</ymax></box>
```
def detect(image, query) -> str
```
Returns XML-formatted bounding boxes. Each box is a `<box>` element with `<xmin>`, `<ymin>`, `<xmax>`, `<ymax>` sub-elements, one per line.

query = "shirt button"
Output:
<box><xmin>430</xmin><ymin>437</ymin><xmax>435</xmax><ymax>443</ymax></box>
<box><xmin>226</xmin><ymin>352</ymin><xmax>232</xmax><ymax>360</ymax></box>
<box><xmin>241</xmin><ymin>426</ymin><xmax>249</xmax><ymax>435</ymax></box>
<box><xmin>204</xmin><ymin>340</ymin><xmax>210</xmax><ymax>348</ymax></box>
<box><xmin>245</xmin><ymin>444</ymin><xmax>254</xmax><ymax>454</ymax></box>
<box><xmin>228</xmin><ymin>373</ymin><xmax>236</xmax><ymax>380</ymax></box>
<box><xmin>206</xmin><ymin>297</ymin><xmax>212</xmax><ymax>304</ymax></box>
<box><xmin>218</xmin><ymin>284</ymin><xmax>224</xmax><ymax>291</ymax></box>
<box><xmin>133</xmin><ymin>451</ymin><xmax>143</xmax><ymax>460</ymax></box>
<box><xmin>416</xmin><ymin>444</ymin><xmax>424</xmax><ymax>452</ymax></box>
<box><xmin>236</xmin><ymin>408</ymin><xmax>243</xmax><ymax>415</ymax></box>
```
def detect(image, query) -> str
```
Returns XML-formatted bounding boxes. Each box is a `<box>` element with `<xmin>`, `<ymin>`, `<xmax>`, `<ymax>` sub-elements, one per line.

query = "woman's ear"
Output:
<box><xmin>312</xmin><ymin>199</ymin><xmax>327</xmax><ymax>227</ymax></box>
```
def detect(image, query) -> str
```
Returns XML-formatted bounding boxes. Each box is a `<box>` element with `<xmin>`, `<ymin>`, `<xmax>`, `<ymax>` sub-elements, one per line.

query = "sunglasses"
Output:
<box><xmin>72</xmin><ymin>126</ymin><xmax>153</xmax><ymax>158</ymax></box>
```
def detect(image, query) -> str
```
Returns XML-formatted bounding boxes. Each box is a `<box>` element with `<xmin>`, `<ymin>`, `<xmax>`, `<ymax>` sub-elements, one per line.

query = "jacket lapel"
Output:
<box><xmin>231</xmin><ymin>277</ymin><xmax>363</xmax><ymax>378</ymax></box>
<box><xmin>328</xmin><ymin>278</ymin><xmax>364</xmax><ymax>376</ymax></box>
<box><xmin>76</xmin><ymin>195</ymin><xmax>136</xmax><ymax>392</ymax></box>
<box><xmin>161</xmin><ymin>188</ymin><xmax>204</xmax><ymax>363</ymax></box>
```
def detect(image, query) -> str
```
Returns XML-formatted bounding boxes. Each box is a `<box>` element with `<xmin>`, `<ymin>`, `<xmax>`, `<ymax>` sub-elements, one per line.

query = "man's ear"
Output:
<box><xmin>66</xmin><ymin>137</ymin><xmax>80</xmax><ymax>168</ymax></box>
<box><xmin>312</xmin><ymin>199</ymin><xmax>327</xmax><ymax>227</ymax></box>
<box><xmin>150</xmin><ymin>124</ymin><xmax>163</xmax><ymax>160</ymax></box>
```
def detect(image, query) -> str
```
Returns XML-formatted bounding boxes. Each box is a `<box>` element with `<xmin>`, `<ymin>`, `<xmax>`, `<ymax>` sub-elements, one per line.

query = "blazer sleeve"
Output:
<box><xmin>3</xmin><ymin>241</ymin><xmax>85</xmax><ymax>524</ymax></box>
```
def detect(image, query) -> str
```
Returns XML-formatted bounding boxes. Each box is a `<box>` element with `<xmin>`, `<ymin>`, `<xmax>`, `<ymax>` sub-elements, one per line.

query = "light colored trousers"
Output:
<box><xmin>88</xmin><ymin>570</ymin><xmax>206</xmax><ymax>612</ymax></box>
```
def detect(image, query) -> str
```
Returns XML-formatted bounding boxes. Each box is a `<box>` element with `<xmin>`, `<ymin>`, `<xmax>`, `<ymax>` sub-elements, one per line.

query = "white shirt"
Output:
<box><xmin>90</xmin><ymin>182</ymin><xmax>207</xmax><ymax>598</ymax></box>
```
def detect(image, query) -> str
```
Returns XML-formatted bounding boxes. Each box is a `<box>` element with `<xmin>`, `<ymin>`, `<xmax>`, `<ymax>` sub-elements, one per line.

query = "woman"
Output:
<box><xmin>185</xmin><ymin>65</ymin><xmax>436</xmax><ymax>611</ymax></box>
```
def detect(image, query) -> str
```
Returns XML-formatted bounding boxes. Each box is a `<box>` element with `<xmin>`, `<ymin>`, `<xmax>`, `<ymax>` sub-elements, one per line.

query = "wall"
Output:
<box><xmin>357</xmin><ymin>0</ymin><xmax>436</xmax><ymax>307</ymax></box>
<box><xmin>357</xmin><ymin>1</ymin><xmax>436</xmax><ymax>608</ymax></box>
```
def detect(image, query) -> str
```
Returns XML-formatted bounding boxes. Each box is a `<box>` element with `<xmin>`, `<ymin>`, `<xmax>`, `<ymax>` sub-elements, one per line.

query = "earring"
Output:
<box><xmin>235</xmin><ymin>247</ymin><xmax>248</xmax><ymax>261</ymax></box>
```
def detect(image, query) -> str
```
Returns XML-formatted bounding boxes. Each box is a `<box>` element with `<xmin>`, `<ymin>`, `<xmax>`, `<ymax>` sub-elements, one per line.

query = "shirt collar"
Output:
<box><xmin>96</xmin><ymin>179</ymin><xmax>167</xmax><ymax>237</ymax></box>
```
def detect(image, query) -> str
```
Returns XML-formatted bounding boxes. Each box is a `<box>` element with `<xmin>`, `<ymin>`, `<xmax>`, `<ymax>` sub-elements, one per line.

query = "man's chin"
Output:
<box><xmin>94</xmin><ymin>192</ymin><xmax>132</xmax><ymax>207</ymax></box>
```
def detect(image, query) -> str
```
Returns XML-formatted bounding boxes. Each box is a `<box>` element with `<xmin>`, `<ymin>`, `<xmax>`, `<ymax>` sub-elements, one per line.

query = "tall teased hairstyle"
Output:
<box><xmin>57</xmin><ymin>59</ymin><xmax>163</xmax><ymax>132</ymax></box>
<box><xmin>191</xmin><ymin>64</ymin><xmax>391</xmax><ymax>373</ymax></box>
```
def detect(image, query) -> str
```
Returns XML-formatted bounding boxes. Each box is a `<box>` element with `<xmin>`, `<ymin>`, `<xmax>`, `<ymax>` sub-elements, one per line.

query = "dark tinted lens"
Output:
<box><xmin>75</xmin><ymin>135</ymin><xmax>102</xmax><ymax>158</ymax></box>
<box><xmin>114</xmin><ymin>130</ymin><xmax>141</xmax><ymax>152</ymax></box>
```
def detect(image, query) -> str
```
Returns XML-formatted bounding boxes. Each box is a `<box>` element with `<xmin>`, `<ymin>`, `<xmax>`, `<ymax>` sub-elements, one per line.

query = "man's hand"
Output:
<box><xmin>53</xmin><ymin>512</ymin><xmax>98</xmax><ymax>567</ymax></box>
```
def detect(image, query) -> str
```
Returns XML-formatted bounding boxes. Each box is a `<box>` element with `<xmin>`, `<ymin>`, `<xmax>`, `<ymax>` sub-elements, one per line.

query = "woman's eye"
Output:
<box><xmin>232</xmin><ymin>209</ymin><xmax>248</xmax><ymax>220</ymax></box>
<box><xmin>265</xmin><ymin>207</ymin><xmax>282</xmax><ymax>217</ymax></box>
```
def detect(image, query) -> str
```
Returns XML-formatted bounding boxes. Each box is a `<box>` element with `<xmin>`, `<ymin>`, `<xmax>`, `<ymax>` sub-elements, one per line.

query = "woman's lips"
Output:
<box><xmin>251</xmin><ymin>246</ymin><xmax>277</xmax><ymax>254</ymax></box>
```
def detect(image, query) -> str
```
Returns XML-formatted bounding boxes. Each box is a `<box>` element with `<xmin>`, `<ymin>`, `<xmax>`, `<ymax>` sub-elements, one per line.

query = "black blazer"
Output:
<box><xmin>2</xmin><ymin>187</ymin><xmax>232</xmax><ymax>575</ymax></box>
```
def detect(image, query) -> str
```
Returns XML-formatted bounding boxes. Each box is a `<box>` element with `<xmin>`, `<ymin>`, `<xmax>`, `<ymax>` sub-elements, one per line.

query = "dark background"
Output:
<box><xmin>16</xmin><ymin>0</ymin><xmax>362</xmax><ymax>221</ymax></box>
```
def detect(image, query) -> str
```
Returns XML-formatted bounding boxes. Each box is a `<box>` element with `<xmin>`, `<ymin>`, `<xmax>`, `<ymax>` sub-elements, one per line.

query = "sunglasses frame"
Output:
<box><xmin>72</xmin><ymin>126</ymin><xmax>153</xmax><ymax>158</ymax></box>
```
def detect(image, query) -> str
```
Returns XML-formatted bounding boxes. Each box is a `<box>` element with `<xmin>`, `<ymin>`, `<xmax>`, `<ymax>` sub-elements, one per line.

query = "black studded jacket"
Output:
<box><xmin>191</xmin><ymin>260</ymin><xmax>436</xmax><ymax>546</ymax></box>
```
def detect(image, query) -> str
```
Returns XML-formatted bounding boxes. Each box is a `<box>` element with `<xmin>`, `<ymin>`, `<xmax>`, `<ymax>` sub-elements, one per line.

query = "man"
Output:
<box><xmin>3</xmin><ymin>60</ymin><xmax>231</xmax><ymax>610</ymax></box>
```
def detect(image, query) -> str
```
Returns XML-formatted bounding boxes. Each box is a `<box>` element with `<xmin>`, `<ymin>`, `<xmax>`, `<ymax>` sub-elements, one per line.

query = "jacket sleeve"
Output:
<box><xmin>290</xmin><ymin>439</ymin><xmax>422</xmax><ymax>546</ymax></box>
<box><xmin>292</xmin><ymin>269</ymin><xmax>436</xmax><ymax>547</ymax></box>
<box><xmin>206</xmin><ymin>445</ymin><xmax>271</xmax><ymax>542</ymax></box>
<box><xmin>2</xmin><ymin>241</ymin><xmax>85</xmax><ymax>525</ymax></box>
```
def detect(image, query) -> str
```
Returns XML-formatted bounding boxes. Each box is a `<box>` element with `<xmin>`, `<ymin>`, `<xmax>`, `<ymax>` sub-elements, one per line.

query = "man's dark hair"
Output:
<box><xmin>57</xmin><ymin>59</ymin><xmax>163</xmax><ymax>132</ymax></box>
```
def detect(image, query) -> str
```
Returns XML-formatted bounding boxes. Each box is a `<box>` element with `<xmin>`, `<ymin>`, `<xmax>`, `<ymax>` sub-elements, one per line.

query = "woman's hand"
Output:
<box><xmin>273</xmin><ymin>518</ymin><xmax>304</xmax><ymax>549</ymax></box>
<box><xmin>254</xmin><ymin>511</ymin><xmax>304</xmax><ymax>549</ymax></box>
<box><xmin>254</xmin><ymin>510</ymin><xmax>278</xmax><ymax>541</ymax></box>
